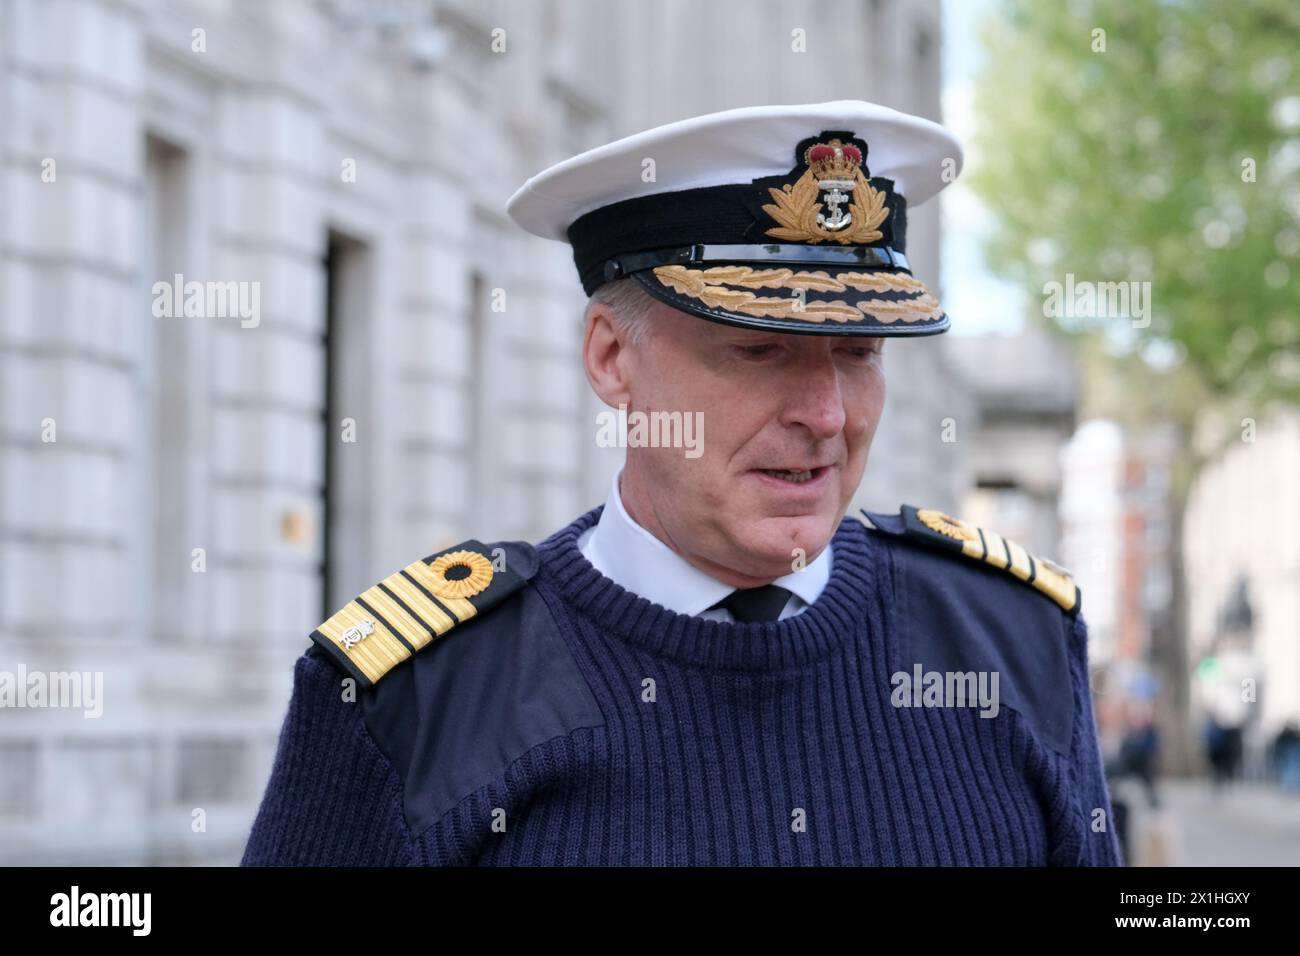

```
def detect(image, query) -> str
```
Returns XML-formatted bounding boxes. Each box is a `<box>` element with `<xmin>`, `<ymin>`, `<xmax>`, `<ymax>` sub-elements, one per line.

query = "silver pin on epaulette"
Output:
<box><xmin>341</xmin><ymin>619</ymin><xmax>376</xmax><ymax>650</ymax></box>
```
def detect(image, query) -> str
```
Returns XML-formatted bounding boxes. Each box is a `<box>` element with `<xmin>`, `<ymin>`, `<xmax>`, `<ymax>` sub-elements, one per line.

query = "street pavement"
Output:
<box><xmin>1121</xmin><ymin>778</ymin><xmax>1300</xmax><ymax>866</ymax></box>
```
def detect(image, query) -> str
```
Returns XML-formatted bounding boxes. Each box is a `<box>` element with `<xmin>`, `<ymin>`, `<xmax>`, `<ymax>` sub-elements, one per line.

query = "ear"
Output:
<box><xmin>582</xmin><ymin>301</ymin><xmax>634</xmax><ymax>409</ymax></box>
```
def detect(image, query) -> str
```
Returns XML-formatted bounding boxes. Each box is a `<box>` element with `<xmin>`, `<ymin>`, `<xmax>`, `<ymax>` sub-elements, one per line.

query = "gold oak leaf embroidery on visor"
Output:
<box><xmin>659</xmin><ymin>265</ymin><xmax>849</xmax><ymax>291</ymax></box>
<box><xmin>853</xmin><ymin>294</ymin><xmax>944</xmax><ymax>324</ymax></box>
<box><xmin>835</xmin><ymin>271</ymin><xmax>929</xmax><ymax>293</ymax></box>
<box><xmin>652</xmin><ymin>265</ymin><xmax>858</xmax><ymax>322</ymax></box>
<box><xmin>652</xmin><ymin>264</ymin><xmax>943</xmax><ymax>324</ymax></box>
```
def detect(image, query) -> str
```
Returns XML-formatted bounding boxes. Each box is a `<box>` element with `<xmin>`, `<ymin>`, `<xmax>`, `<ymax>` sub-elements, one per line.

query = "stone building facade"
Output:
<box><xmin>0</xmin><ymin>0</ymin><xmax>956</xmax><ymax>863</ymax></box>
<box><xmin>946</xmin><ymin>327</ymin><xmax>1078</xmax><ymax>560</ymax></box>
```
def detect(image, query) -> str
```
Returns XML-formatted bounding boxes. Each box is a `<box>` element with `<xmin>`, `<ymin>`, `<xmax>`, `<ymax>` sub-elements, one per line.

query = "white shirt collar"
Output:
<box><xmin>577</xmin><ymin>468</ymin><xmax>832</xmax><ymax>617</ymax></box>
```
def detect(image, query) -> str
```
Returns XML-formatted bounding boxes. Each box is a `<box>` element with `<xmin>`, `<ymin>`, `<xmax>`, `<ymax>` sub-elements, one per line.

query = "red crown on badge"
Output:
<box><xmin>804</xmin><ymin>139</ymin><xmax>863</xmax><ymax>181</ymax></box>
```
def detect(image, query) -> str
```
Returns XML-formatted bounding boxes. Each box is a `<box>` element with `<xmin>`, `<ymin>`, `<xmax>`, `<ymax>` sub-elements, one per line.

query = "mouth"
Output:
<box><xmin>752</xmin><ymin>464</ymin><xmax>833</xmax><ymax>486</ymax></box>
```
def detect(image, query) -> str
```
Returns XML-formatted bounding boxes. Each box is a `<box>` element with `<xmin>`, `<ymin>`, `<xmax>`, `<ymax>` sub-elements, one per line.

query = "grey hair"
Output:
<box><xmin>587</xmin><ymin>277</ymin><xmax>658</xmax><ymax>346</ymax></box>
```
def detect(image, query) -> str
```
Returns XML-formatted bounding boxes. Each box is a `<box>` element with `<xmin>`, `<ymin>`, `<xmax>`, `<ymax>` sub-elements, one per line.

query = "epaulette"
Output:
<box><xmin>861</xmin><ymin>504</ymin><xmax>1081</xmax><ymax>616</ymax></box>
<box><xmin>309</xmin><ymin>539</ymin><xmax>536</xmax><ymax>689</ymax></box>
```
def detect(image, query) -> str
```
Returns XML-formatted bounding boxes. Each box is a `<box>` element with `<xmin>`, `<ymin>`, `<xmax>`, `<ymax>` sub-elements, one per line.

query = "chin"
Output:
<box><xmin>738</xmin><ymin>511</ymin><xmax>838</xmax><ymax>572</ymax></box>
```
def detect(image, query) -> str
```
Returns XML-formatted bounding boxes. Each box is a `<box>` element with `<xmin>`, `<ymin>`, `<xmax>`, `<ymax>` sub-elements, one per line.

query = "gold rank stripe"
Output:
<box><xmin>979</xmin><ymin>527</ymin><xmax>1010</xmax><ymax>569</ymax></box>
<box><xmin>972</xmin><ymin>527</ymin><xmax>1033</xmax><ymax>582</ymax></box>
<box><xmin>1031</xmin><ymin>561</ymin><xmax>1081</xmax><ymax>614</ymax></box>
<box><xmin>313</xmin><ymin>564</ymin><xmax>470</xmax><ymax>686</ymax></box>
<box><xmin>359</xmin><ymin>583</ymin><xmax>437</xmax><ymax>651</ymax></box>
<box><xmin>381</xmin><ymin>570</ymin><xmax>457</xmax><ymax>643</ymax></box>
<box><xmin>317</xmin><ymin>601</ymin><xmax>411</xmax><ymax>685</ymax></box>
<box><xmin>308</xmin><ymin>540</ymin><xmax>532</xmax><ymax>689</ymax></box>
<box><xmin>980</xmin><ymin>525</ymin><xmax>1079</xmax><ymax>614</ymax></box>
<box><xmin>903</xmin><ymin>506</ymin><xmax>1081</xmax><ymax>616</ymax></box>
<box><xmin>1004</xmin><ymin>538</ymin><xmax>1034</xmax><ymax>583</ymax></box>
<box><xmin>959</xmin><ymin>527</ymin><xmax>986</xmax><ymax>561</ymax></box>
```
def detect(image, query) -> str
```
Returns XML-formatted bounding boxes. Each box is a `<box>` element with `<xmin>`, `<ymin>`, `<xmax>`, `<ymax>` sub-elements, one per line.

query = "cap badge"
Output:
<box><xmin>762</xmin><ymin>138</ymin><xmax>889</xmax><ymax>246</ymax></box>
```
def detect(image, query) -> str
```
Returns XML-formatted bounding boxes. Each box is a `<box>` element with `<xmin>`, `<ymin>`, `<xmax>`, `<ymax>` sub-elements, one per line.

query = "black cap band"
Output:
<box><xmin>568</xmin><ymin>176</ymin><xmax>909</xmax><ymax>296</ymax></box>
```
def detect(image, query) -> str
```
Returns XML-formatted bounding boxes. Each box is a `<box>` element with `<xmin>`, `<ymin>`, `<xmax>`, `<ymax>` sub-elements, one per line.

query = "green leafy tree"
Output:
<box><xmin>969</xmin><ymin>0</ymin><xmax>1300</xmax><ymax>772</ymax></box>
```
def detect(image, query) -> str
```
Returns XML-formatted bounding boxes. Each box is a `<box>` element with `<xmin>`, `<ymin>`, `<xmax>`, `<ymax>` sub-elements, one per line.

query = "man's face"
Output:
<box><xmin>588</xmin><ymin>295</ymin><xmax>888</xmax><ymax>586</ymax></box>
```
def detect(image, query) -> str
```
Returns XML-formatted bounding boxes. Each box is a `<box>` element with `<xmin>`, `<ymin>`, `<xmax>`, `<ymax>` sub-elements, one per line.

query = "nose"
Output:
<box><xmin>778</xmin><ymin>350</ymin><xmax>847</xmax><ymax>440</ymax></box>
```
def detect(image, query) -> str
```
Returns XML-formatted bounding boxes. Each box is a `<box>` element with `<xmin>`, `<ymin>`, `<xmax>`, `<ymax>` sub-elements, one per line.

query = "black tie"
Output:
<box><xmin>708</xmin><ymin>584</ymin><xmax>793</xmax><ymax>623</ymax></box>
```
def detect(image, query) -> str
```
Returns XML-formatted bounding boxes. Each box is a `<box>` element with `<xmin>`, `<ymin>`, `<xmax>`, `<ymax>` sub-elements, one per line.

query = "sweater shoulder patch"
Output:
<box><xmin>309</xmin><ymin>539</ymin><xmax>538</xmax><ymax>689</ymax></box>
<box><xmin>860</xmin><ymin>505</ymin><xmax>1076</xmax><ymax>756</ymax></box>
<box><xmin>861</xmin><ymin>504</ymin><xmax>1081</xmax><ymax>616</ymax></box>
<box><xmin>361</xmin><ymin>571</ymin><xmax>605</xmax><ymax>837</ymax></box>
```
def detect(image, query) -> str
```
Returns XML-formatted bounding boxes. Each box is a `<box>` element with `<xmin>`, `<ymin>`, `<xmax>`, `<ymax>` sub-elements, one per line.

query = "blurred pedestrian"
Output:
<box><xmin>1118</xmin><ymin>703</ymin><xmax>1161</xmax><ymax>808</ymax></box>
<box><xmin>1206</xmin><ymin>716</ymin><xmax>1244</xmax><ymax>788</ymax></box>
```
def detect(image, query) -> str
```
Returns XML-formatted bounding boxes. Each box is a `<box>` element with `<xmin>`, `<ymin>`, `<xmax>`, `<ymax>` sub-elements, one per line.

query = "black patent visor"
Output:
<box><xmin>602</xmin><ymin>243</ymin><xmax>911</xmax><ymax>283</ymax></box>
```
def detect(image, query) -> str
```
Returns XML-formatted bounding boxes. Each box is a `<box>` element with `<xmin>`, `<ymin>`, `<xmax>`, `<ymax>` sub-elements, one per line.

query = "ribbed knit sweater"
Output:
<box><xmin>241</xmin><ymin>507</ymin><xmax>1122</xmax><ymax>866</ymax></box>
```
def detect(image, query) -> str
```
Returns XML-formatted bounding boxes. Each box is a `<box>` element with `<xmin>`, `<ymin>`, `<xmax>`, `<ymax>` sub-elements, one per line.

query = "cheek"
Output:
<box><xmin>846</xmin><ymin>366</ymin><xmax>886</xmax><ymax>442</ymax></box>
<box><xmin>689</xmin><ymin>374</ymin><xmax>774</xmax><ymax>453</ymax></box>
<box><xmin>636</xmin><ymin>341</ymin><xmax>709</xmax><ymax>408</ymax></box>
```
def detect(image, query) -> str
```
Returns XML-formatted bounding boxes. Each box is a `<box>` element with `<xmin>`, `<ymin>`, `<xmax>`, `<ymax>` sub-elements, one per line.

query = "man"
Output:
<box><xmin>241</xmin><ymin>101</ymin><xmax>1122</xmax><ymax>866</ymax></box>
